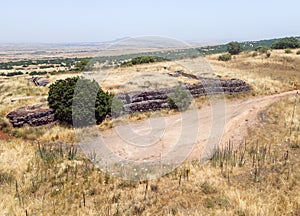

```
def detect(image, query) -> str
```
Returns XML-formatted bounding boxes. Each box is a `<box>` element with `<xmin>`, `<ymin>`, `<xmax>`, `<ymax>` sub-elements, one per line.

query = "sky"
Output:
<box><xmin>1</xmin><ymin>0</ymin><xmax>299</xmax><ymax>43</ymax></box>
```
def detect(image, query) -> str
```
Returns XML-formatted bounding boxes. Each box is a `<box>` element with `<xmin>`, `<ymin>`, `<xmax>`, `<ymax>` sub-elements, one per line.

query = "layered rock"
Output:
<box><xmin>6</xmin><ymin>78</ymin><xmax>251</xmax><ymax>127</ymax></box>
<box><xmin>28</xmin><ymin>77</ymin><xmax>50</xmax><ymax>86</ymax></box>
<box><xmin>6</xmin><ymin>105</ymin><xmax>56</xmax><ymax>127</ymax></box>
<box><xmin>116</xmin><ymin>78</ymin><xmax>251</xmax><ymax>113</ymax></box>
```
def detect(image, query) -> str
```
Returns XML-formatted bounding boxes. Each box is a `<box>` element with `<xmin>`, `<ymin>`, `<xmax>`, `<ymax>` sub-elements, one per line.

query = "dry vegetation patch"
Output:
<box><xmin>206</xmin><ymin>50</ymin><xmax>300</xmax><ymax>95</ymax></box>
<box><xmin>0</xmin><ymin>50</ymin><xmax>300</xmax><ymax>215</ymax></box>
<box><xmin>0</xmin><ymin>94</ymin><xmax>299</xmax><ymax>215</ymax></box>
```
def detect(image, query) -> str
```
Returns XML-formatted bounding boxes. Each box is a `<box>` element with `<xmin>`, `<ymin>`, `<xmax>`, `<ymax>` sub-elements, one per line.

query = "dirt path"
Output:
<box><xmin>80</xmin><ymin>90</ymin><xmax>300</xmax><ymax>163</ymax></box>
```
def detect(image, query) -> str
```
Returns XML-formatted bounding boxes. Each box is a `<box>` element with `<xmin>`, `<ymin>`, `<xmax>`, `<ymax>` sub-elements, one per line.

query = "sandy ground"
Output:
<box><xmin>77</xmin><ymin>90</ymin><xmax>299</xmax><ymax>168</ymax></box>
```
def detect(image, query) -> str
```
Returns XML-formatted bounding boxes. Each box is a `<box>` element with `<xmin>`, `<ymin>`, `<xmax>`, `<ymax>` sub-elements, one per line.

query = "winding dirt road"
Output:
<box><xmin>79</xmin><ymin>90</ymin><xmax>300</xmax><ymax>168</ymax></box>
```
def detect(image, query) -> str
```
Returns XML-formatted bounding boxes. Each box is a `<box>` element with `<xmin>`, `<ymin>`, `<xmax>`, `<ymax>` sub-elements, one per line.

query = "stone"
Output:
<box><xmin>117</xmin><ymin>78</ymin><xmax>252</xmax><ymax>113</ymax></box>
<box><xmin>7</xmin><ymin>78</ymin><xmax>252</xmax><ymax>127</ymax></box>
<box><xmin>6</xmin><ymin>105</ymin><xmax>56</xmax><ymax>127</ymax></box>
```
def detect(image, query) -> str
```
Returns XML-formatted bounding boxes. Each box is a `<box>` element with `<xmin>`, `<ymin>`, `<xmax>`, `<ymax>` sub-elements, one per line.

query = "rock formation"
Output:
<box><xmin>6</xmin><ymin>105</ymin><xmax>55</xmax><ymax>127</ymax></box>
<box><xmin>6</xmin><ymin>78</ymin><xmax>251</xmax><ymax>127</ymax></box>
<box><xmin>116</xmin><ymin>78</ymin><xmax>251</xmax><ymax>113</ymax></box>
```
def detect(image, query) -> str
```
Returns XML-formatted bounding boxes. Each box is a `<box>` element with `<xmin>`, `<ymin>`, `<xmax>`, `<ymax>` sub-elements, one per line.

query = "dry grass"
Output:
<box><xmin>0</xmin><ymin>95</ymin><xmax>299</xmax><ymax>215</ymax></box>
<box><xmin>1</xmin><ymin>50</ymin><xmax>299</xmax><ymax>144</ymax></box>
<box><xmin>206</xmin><ymin>49</ymin><xmax>300</xmax><ymax>96</ymax></box>
<box><xmin>0</xmin><ymin>50</ymin><xmax>300</xmax><ymax>215</ymax></box>
<box><xmin>90</xmin><ymin>61</ymin><xmax>198</xmax><ymax>94</ymax></box>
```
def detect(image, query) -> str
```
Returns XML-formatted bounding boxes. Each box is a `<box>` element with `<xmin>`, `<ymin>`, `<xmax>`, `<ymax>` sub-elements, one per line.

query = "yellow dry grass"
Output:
<box><xmin>0</xmin><ymin>94</ymin><xmax>299</xmax><ymax>215</ymax></box>
<box><xmin>1</xmin><ymin>49</ymin><xmax>299</xmax><ymax>144</ymax></box>
<box><xmin>206</xmin><ymin>49</ymin><xmax>300</xmax><ymax>96</ymax></box>
<box><xmin>0</xmin><ymin>49</ymin><xmax>300</xmax><ymax>215</ymax></box>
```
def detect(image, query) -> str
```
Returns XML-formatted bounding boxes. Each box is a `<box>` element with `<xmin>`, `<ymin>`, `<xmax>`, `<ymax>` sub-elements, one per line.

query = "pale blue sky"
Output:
<box><xmin>1</xmin><ymin>0</ymin><xmax>299</xmax><ymax>43</ymax></box>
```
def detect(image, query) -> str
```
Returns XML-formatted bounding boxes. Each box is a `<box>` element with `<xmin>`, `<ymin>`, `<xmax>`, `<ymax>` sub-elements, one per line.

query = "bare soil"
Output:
<box><xmin>93</xmin><ymin>90</ymin><xmax>299</xmax><ymax>163</ymax></box>
<box><xmin>0</xmin><ymin>129</ymin><xmax>9</xmax><ymax>141</ymax></box>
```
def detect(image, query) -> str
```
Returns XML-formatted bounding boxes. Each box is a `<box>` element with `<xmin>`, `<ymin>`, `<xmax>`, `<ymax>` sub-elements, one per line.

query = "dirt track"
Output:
<box><xmin>88</xmin><ymin>90</ymin><xmax>299</xmax><ymax>164</ymax></box>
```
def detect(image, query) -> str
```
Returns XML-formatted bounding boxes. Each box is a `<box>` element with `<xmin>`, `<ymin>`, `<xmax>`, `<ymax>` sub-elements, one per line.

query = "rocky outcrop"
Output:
<box><xmin>116</xmin><ymin>78</ymin><xmax>252</xmax><ymax>113</ymax></box>
<box><xmin>6</xmin><ymin>78</ymin><xmax>251</xmax><ymax>127</ymax></box>
<box><xmin>28</xmin><ymin>77</ymin><xmax>50</xmax><ymax>86</ymax></box>
<box><xmin>6</xmin><ymin>105</ymin><xmax>56</xmax><ymax>127</ymax></box>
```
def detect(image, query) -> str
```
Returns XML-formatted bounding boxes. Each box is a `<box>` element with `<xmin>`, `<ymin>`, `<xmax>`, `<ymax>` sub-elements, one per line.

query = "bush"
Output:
<box><xmin>255</xmin><ymin>46</ymin><xmax>269</xmax><ymax>54</ymax></box>
<box><xmin>29</xmin><ymin>71</ymin><xmax>48</xmax><ymax>76</ymax></box>
<box><xmin>40</xmin><ymin>65</ymin><xmax>54</xmax><ymax>69</ymax></box>
<box><xmin>227</xmin><ymin>42</ymin><xmax>243</xmax><ymax>55</ymax></box>
<box><xmin>266</xmin><ymin>51</ymin><xmax>271</xmax><ymax>58</ymax></box>
<box><xmin>285</xmin><ymin>49</ymin><xmax>293</xmax><ymax>54</ymax></box>
<box><xmin>74</xmin><ymin>58</ymin><xmax>92</xmax><ymax>71</ymax></box>
<box><xmin>4</xmin><ymin>71</ymin><xmax>24</xmax><ymax>77</ymax></box>
<box><xmin>218</xmin><ymin>53</ymin><xmax>232</xmax><ymax>61</ymax></box>
<box><xmin>121</xmin><ymin>56</ymin><xmax>168</xmax><ymax>67</ymax></box>
<box><xmin>167</xmin><ymin>85</ymin><xmax>192</xmax><ymax>111</ymax></box>
<box><xmin>296</xmin><ymin>50</ymin><xmax>300</xmax><ymax>55</ymax></box>
<box><xmin>271</xmin><ymin>37</ymin><xmax>300</xmax><ymax>49</ymax></box>
<box><xmin>48</xmin><ymin>77</ymin><xmax>113</xmax><ymax>126</ymax></box>
<box><xmin>252</xmin><ymin>52</ymin><xmax>258</xmax><ymax>57</ymax></box>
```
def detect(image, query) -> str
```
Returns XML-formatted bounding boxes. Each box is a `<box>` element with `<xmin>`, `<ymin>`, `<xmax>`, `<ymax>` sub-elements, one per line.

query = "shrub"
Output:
<box><xmin>252</xmin><ymin>52</ymin><xmax>258</xmax><ymax>57</ymax></box>
<box><xmin>227</xmin><ymin>42</ymin><xmax>244</xmax><ymax>55</ymax></box>
<box><xmin>296</xmin><ymin>50</ymin><xmax>300</xmax><ymax>55</ymax></box>
<box><xmin>167</xmin><ymin>85</ymin><xmax>192</xmax><ymax>111</ymax></box>
<box><xmin>40</xmin><ymin>65</ymin><xmax>54</xmax><ymax>69</ymax></box>
<box><xmin>218</xmin><ymin>53</ymin><xmax>232</xmax><ymax>61</ymax></box>
<box><xmin>74</xmin><ymin>58</ymin><xmax>92</xmax><ymax>71</ymax></box>
<box><xmin>121</xmin><ymin>56</ymin><xmax>168</xmax><ymax>67</ymax></box>
<box><xmin>120</xmin><ymin>61</ymin><xmax>133</xmax><ymax>67</ymax></box>
<box><xmin>2</xmin><ymin>71</ymin><xmax>24</xmax><ymax>77</ymax></box>
<box><xmin>271</xmin><ymin>37</ymin><xmax>300</xmax><ymax>49</ymax></box>
<box><xmin>48</xmin><ymin>77</ymin><xmax>113</xmax><ymax>126</ymax></box>
<box><xmin>29</xmin><ymin>71</ymin><xmax>48</xmax><ymax>76</ymax></box>
<box><xmin>255</xmin><ymin>46</ymin><xmax>269</xmax><ymax>54</ymax></box>
<box><xmin>285</xmin><ymin>49</ymin><xmax>292</xmax><ymax>54</ymax></box>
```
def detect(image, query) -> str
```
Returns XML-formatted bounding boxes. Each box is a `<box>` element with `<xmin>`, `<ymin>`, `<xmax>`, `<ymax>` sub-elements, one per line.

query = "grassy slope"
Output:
<box><xmin>0</xmin><ymin>49</ymin><xmax>300</xmax><ymax>215</ymax></box>
<box><xmin>0</xmin><ymin>96</ymin><xmax>299</xmax><ymax>215</ymax></box>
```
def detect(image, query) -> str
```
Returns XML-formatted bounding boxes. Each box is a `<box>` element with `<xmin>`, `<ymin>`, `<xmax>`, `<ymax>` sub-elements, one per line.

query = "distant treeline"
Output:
<box><xmin>121</xmin><ymin>56</ymin><xmax>169</xmax><ymax>67</ymax></box>
<box><xmin>0</xmin><ymin>57</ymin><xmax>92</xmax><ymax>70</ymax></box>
<box><xmin>0</xmin><ymin>36</ymin><xmax>299</xmax><ymax>72</ymax></box>
<box><xmin>0</xmin><ymin>71</ymin><xmax>24</xmax><ymax>77</ymax></box>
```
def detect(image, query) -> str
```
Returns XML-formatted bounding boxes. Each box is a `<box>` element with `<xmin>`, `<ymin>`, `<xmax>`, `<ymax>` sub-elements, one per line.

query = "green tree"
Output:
<box><xmin>74</xmin><ymin>58</ymin><xmax>92</xmax><ymax>71</ymax></box>
<box><xmin>227</xmin><ymin>42</ymin><xmax>244</xmax><ymax>55</ymax></box>
<box><xmin>48</xmin><ymin>77</ymin><xmax>113</xmax><ymax>126</ymax></box>
<box><xmin>271</xmin><ymin>37</ymin><xmax>300</xmax><ymax>49</ymax></box>
<box><xmin>121</xmin><ymin>56</ymin><xmax>168</xmax><ymax>67</ymax></box>
<box><xmin>255</xmin><ymin>46</ymin><xmax>269</xmax><ymax>54</ymax></box>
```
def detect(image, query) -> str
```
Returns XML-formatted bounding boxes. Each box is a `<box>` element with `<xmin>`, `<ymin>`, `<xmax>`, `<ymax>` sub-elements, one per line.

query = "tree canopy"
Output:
<box><xmin>271</xmin><ymin>37</ymin><xmax>300</xmax><ymax>49</ymax></box>
<box><xmin>227</xmin><ymin>42</ymin><xmax>244</xmax><ymax>55</ymax></box>
<box><xmin>48</xmin><ymin>77</ymin><xmax>113</xmax><ymax>127</ymax></box>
